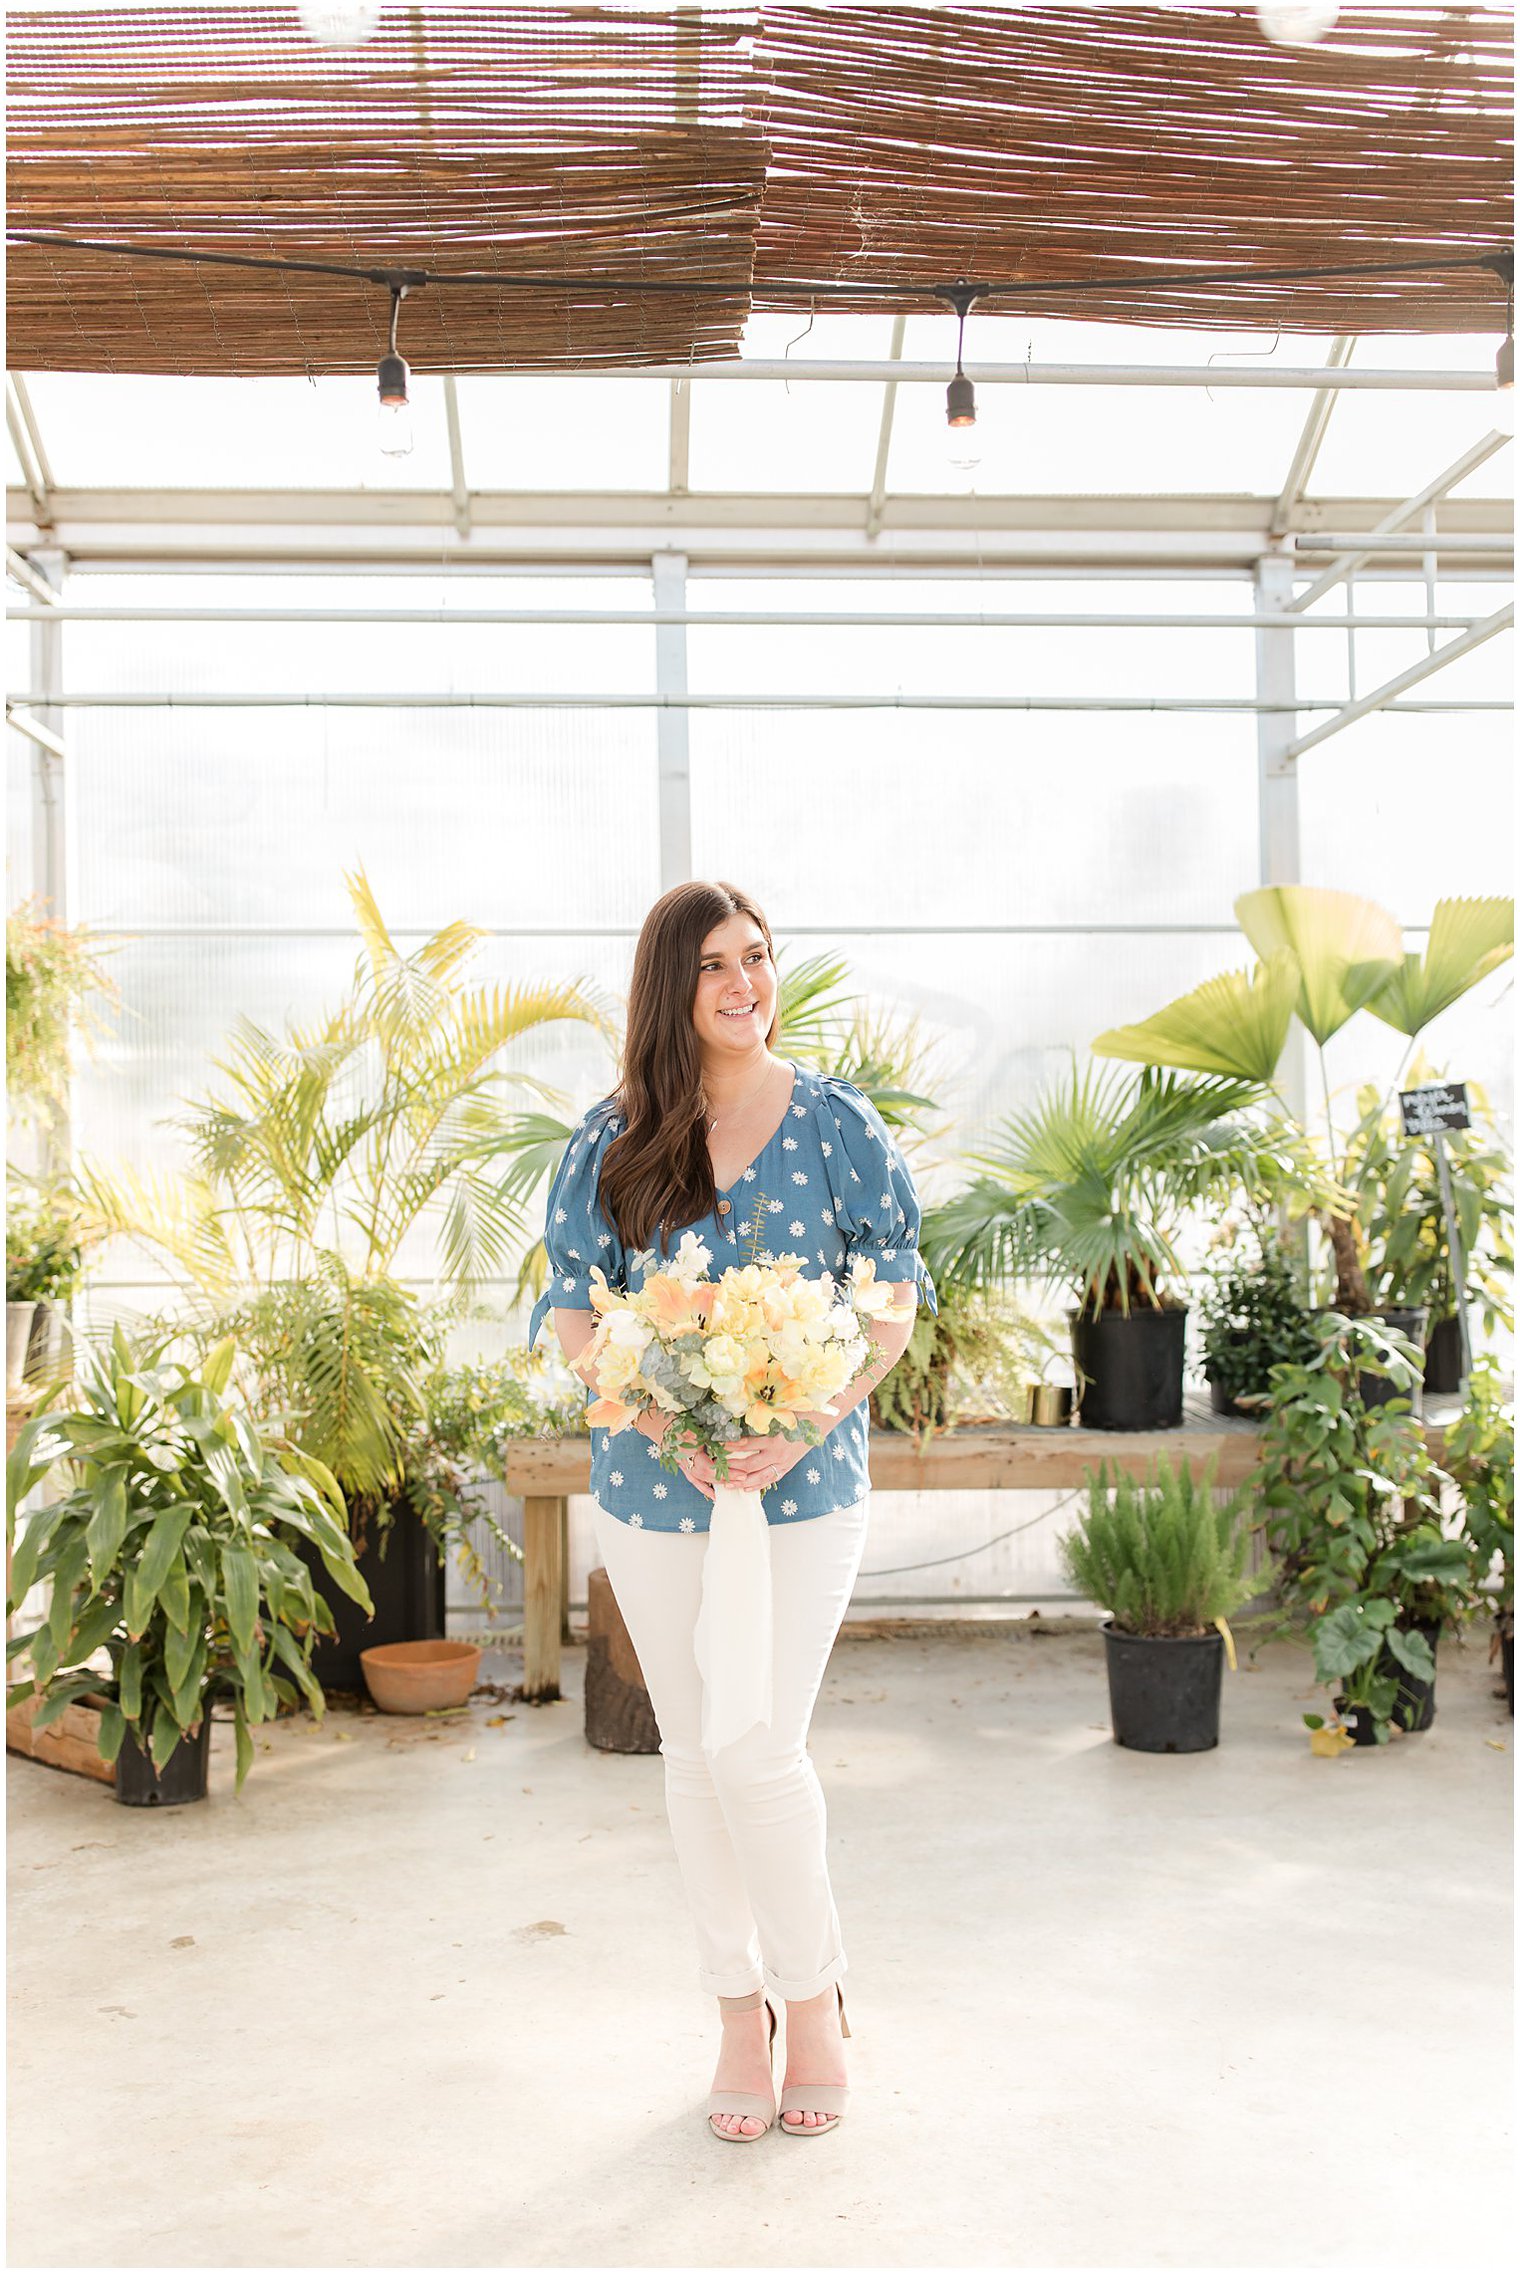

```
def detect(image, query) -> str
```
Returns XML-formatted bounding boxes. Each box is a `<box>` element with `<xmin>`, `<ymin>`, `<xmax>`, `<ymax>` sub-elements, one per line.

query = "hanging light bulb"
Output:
<box><xmin>1256</xmin><ymin>2</ymin><xmax>1340</xmax><ymax>43</ymax></box>
<box><xmin>299</xmin><ymin>2</ymin><xmax>383</xmax><ymax>45</ymax></box>
<box><xmin>940</xmin><ymin>283</ymin><xmax>981</xmax><ymax>475</ymax></box>
<box><xmin>377</xmin><ymin>282</ymin><xmax>413</xmax><ymax>457</ymax></box>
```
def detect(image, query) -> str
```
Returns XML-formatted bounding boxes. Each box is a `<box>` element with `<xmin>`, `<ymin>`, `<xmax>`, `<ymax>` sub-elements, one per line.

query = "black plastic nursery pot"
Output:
<box><xmin>298</xmin><ymin>1498</ymin><xmax>447</xmax><ymax>1694</ymax></box>
<box><xmin>1422</xmin><ymin>1313</ymin><xmax>1465</xmax><ymax>1396</ymax></box>
<box><xmin>1500</xmin><ymin>1626</ymin><xmax>1515</xmax><ymax>1718</ymax></box>
<box><xmin>1383</xmin><ymin>1621</ymin><xmax>1440</xmax><ymax>1734</ymax></box>
<box><xmin>1331</xmin><ymin>1695</ymin><xmax>1384</xmax><ymax>1747</ymax></box>
<box><xmin>1358</xmin><ymin>1307</ymin><xmax>1427</xmax><ymax>1413</ymax></box>
<box><xmin>1101</xmin><ymin>1621</ymin><xmax>1223</xmax><ymax>1753</ymax></box>
<box><xmin>114</xmin><ymin>1708</ymin><xmax>214</xmax><ymax>1807</ymax></box>
<box><xmin>1071</xmin><ymin>1305</ymin><xmax>1188</xmax><ymax>1431</ymax></box>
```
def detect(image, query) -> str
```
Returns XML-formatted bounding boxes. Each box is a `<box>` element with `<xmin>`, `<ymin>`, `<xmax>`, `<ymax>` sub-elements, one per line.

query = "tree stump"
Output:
<box><xmin>585</xmin><ymin>1566</ymin><xmax>660</xmax><ymax>1755</ymax></box>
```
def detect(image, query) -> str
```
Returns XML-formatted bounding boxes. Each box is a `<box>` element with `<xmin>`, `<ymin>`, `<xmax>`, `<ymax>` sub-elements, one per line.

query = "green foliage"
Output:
<box><xmin>1342</xmin><ymin>1069</ymin><xmax>1513</xmax><ymax>1332</ymax></box>
<box><xmin>6</xmin><ymin>1177</ymin><xmax>87</xmax><ymax>1305</ymax></box>
<box><xmin>1199</xmin><ymin>1238</ymin><xmax>1318</xmax><ymax>1408</ymax></box>
<box><xmin>868</xmin><ymin>1260</ymin><xmax>1053</xmax><ymax>1440</ymax></box>
<box><xmin>74</xmin><ymin>872</ymin><xmax>607</xmax><ymax>1542</ymax></box>
<box><xmin>923</xmin><ymin>1061</ymin><xmax>1328</xmax><ymax>1316</ymax></box>
<box><xmin>1444</xmin><ymin>1359</ymin><xmax>1514</xmax><ymax>1624</ymax></box>
<box><xmin>6</xmin><ymin>1325</ymin><xmax>370</xmax><ymax>1790</ymax></box>
<box><xmin>1058</xmin><ymin>1454</ymin><xmax>1263</xmax><ymax>1637</ymax></box>
<box><xmin>1256</xmin><ymin>1311</ymin><xmax>1481</xmax><ymax>1742</ymax></box>
<box><xmin>5</xmin><ymin>901</ymin><xmax>118</xmax><ymax>1129</ymax></box>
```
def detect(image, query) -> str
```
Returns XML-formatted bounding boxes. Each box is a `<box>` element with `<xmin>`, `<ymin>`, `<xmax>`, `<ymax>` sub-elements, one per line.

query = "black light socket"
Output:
<box><xmin>377</xmin><ymin>351</ymin><xmax>410</xmax><ymax>405</ymax></box>
<box><xmin>946</xmin><ymin>371</ymin><xmax>977</xmax><ymax>427</ymax></box>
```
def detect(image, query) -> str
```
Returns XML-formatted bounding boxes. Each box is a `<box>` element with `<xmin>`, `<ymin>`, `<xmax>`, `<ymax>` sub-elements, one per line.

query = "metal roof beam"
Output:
<box><xmin>441</xmin><ymin>376</ymin><xmax>470</xmax><ymax>539</ymax></box>
<box><xmin>1271</xmin><ymin>335</ymin><xmax>1355</xmax><ymax>537</ymax></box>
<box><xmin>1284</xmin><ymin>602</ymin><xmax>1514</xmax><ymax>759</ymax></box>
<box><xmin>865</xmin><ymin>316</ymin><xmax>907</xmax><ymax>543</ymax></box>
<box><xmin>1288</xmin><ymin>429</ymin><xmax>1512</xmax><ymax>608</ymax></box>
<box><xmin>468</xmin><ymin>359</ymin><xmax>1495</xmax><ymax>393</ymax></box>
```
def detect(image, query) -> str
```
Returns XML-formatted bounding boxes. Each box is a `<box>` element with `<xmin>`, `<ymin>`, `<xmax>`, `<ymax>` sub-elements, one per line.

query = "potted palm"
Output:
<box><xmin>923</xmin><ymin>1064</ymin><xmax>1322</xmax><ymax>1430</ymax></box>
<box><xmin>6</xmin><ymin>1327</ymin><xmax>369</xmax><ymax>1801</ymax></box>
<box><xmin>76</xmin><ymin>870</ymin><xmax>610</xmax><ymax>1687</ymax></box>
<box><xmin>1256</xmin><ymin>1312</ymin><xmax>1477</xmax><ymax>1746</ymax></box>
<box><xmin>1093</xmin><ymin>888</ymin><xmax>1513</xmax><ymax>1329</ymax></box>
<box><xmin>1058</xmin><ymin>1454</ymin><xmax>1264</xmax><ymax>1751</ymax></box>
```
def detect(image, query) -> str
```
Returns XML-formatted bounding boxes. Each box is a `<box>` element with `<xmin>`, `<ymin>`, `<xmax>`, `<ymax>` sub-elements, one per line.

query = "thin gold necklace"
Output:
<box><xmin>702</xmin><ymin>1051</ymin><xmax>775</xmax><ymax>1134</ymax></box>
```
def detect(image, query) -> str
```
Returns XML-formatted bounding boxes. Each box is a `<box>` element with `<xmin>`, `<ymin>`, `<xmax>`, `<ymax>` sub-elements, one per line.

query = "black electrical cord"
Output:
<box><xmin>4</xmin><ymin>226</ymin><xmax>1512</xmax><ymax>310</ymax></box>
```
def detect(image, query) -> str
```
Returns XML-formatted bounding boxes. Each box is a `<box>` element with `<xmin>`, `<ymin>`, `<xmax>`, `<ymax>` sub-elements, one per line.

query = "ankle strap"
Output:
<box><xmin>717</xmin><ymin>1989</ymin><xmax>765</xmax><ymax>2012</ymax></box>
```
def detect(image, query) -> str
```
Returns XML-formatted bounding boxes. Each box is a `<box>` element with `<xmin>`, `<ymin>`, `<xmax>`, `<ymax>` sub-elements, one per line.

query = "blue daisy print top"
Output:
<box><xmin>526</xmin><ymin>1059</ymin><xmax>938</xmax><ymax>1533</ymax></box>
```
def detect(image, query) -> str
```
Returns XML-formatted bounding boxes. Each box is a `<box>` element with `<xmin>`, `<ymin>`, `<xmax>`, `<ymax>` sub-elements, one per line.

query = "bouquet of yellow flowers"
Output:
<box><xmin>580</xmin><ymin>1230</ymin><xmax>905</xmax><ymax>1477</ymax></box>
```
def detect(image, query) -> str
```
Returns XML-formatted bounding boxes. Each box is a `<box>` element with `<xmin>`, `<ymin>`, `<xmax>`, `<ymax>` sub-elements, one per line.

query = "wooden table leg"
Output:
<box><xmin>522</xmin><ymin>1494</ymin><xmax>565</xmax><ymax>1703</ymax></box>
<box><xmin>559</xmin><ymin>1499</ymin><xmax>572</xmax><ymax>1645</ymax></box>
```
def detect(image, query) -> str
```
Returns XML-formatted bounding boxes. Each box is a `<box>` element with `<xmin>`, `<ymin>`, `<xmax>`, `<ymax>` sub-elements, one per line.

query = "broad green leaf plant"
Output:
<box><xmin>1093</xmin><ymin>889</ymin><xmax>1513</xmax><ymax>1313</ymax></box>
<box><xmin>6</xmin><ymin>1327</ymin><xmax>370</xmax><ymax>1789</ymax></box>
<box><xmin>1255</xmin><ymin>1311</ymin><xmax>1479</xmax><ymax>1744</ymax></box>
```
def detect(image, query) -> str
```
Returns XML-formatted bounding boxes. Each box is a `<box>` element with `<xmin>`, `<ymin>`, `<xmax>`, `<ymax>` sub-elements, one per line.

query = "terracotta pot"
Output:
<box><xmin>360</xmin><ymin>1638</ymin><xmax>481</xmax><ymax>1715</ymax></box>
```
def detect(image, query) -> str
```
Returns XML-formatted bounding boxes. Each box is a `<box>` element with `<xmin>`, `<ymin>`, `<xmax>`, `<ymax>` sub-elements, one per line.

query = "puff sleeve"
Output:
<box><xmin>816</xmin><ymin>1077</ymin><xmax>938</xmax><ymax>1317</ymax></box>
<box><xmin>527</xmin><ymin>1102</ymin><xmax>626</xmax><ymax>1348</ymax></box>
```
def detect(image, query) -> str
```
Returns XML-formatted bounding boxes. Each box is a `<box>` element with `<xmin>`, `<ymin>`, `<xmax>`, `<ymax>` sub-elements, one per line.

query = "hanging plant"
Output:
<box><xmin>5</xmin><ymin>901</ymin><xmax>118</xmax><ymax>1129</ymax></box>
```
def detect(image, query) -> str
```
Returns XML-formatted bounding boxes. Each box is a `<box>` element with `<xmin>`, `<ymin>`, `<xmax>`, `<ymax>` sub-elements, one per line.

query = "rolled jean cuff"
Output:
<box><xmin>762</xmin><ymin>1954</ymin><xmax>847</xmax><ymax>2002</ymax></box>
<box><xmin>699</xmin><ymin>1963</ymin><xmax>768</xmax><ymax>1998</ymax></box>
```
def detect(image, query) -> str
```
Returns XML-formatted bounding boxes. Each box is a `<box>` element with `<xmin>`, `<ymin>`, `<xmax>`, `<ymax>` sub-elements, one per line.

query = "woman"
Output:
<box><xmin>528</xmin><ymin>880</ymin><xmax>937</xmax><ymax>2143</ymax></box>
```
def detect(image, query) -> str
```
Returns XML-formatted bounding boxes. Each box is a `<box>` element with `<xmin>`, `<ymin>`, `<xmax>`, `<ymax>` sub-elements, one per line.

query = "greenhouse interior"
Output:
<box><xmin>4</xmin><ymin>3</ymin><xmax>1515</xmax><ymax>2269</ymax></box>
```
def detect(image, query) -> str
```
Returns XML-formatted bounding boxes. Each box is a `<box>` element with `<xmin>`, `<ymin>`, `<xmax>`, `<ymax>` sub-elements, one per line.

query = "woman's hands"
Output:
<box><xmin>633</xmin><ymin>1413</ymin><xmax>813</xmax><ymax>1500</ymax></box>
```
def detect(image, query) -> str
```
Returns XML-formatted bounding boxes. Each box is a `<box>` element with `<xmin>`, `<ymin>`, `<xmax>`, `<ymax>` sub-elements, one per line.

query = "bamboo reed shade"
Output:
<box><xmin>750</xmin><ymin>4</ymin><xmax>1513</xmax><ymax>331</ymax></box>
<box><xmin>5</xmin><ymin>5</ymin><xmax>766</xmax><ymax>375</ymax></box>
<box><xmin>4</xmin><ymin>2</ymin><xmax>1513</xmax><ymax>378</ymax></box>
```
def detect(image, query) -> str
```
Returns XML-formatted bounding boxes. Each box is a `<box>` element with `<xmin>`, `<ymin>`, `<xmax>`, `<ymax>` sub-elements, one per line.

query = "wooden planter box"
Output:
<box><xmin>6</xmin><ymin>1687</ymin><xmax>116</xmax><ymax>1784</ymax></box>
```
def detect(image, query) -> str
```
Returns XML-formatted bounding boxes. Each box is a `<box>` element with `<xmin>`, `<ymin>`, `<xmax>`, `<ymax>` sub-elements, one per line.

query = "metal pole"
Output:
<box><xmin>3</xmin><ymin>603</ymin><xmax>1486</xmax><ymax>632</ymax></box>
<box><xmin>1254</xmin><ymin>553</ymin><xmax>1307</xmax><ymax>1130</ymax></box>
<box><xmin>1431</xmin><ymin>1134</ymin><xmax>1472</xmax><ymax>1387</ymax></box>
<box><xmin>1288</xmin><ymin>431</ymin><xmax>1513</xmax><ymax>608</ymax></box>
<box><xmin>1285</xmin><ymin>604</ymin><xmax>1514</xmax><ymax>759</ymax></box>
<box><xmin>493</xmin><ymin>358</ymin><xmax>1497</xmax><ymax>393</ymax></box>
<box><xmin>6</xmin><ymin>690</ymin><xmax>1505</xmax><ymax>715</ymax></box>
<box><xmin>651</xmin><ymin>551</ymin><xmax>691</xmax><ymax>887</ymax></box>
<box><xmin>24</xmin><ymin>546</ymin><xmax>69</xmax><ymax>1175</ymax></box>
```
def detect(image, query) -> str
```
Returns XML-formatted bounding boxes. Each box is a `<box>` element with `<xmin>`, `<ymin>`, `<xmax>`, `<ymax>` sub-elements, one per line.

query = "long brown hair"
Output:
<box><xmin>599</xmin><ymin>881</ymin><xmax>779</xmax><ymax>1252</ymax></box>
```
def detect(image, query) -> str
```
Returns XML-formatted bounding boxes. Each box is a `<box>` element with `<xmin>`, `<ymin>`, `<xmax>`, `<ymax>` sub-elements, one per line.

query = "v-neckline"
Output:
<box><xmin>712</xmin><ymin>1060</ymin><xmax>800</xmax><ymax>1195</ymax></box>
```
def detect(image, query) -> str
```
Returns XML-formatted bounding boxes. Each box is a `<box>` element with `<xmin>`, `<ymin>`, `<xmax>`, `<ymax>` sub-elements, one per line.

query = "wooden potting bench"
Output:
<box><xmin>500</xmin><ymin>1398</ymin><xmax>1462</xmax><ymax>1703</ymax></box>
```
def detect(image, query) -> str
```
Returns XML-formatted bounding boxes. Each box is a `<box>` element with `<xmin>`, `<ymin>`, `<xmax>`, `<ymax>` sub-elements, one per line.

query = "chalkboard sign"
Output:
<box><xmin>1399</xmin><ymin>1082</ymin><xmax>1471</xmax><ymax>1137</ymax></box>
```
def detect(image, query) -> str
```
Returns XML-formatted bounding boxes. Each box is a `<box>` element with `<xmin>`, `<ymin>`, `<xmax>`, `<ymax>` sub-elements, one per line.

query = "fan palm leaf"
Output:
<box><xmin>1093</xmin><ymin>949</ymin><xmax>1301</xmax><ymax>1085</ymax></box>
<box><xmin>1365</xmin><ymin>896</ymin><xmax>1514</xmax><ymax>1037</ymax></box>
<box><xmin>1235</xmin><ymin>886</ymin><xmax>1403</xmax><ymax>1046</ymax></box>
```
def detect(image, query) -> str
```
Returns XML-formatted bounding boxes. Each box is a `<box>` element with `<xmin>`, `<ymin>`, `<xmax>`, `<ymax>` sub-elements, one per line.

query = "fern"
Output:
<box><xmin>1058</xmin><ymin>1455</ymin><xmax>1267</xmax><ymax>1636</ymax></box>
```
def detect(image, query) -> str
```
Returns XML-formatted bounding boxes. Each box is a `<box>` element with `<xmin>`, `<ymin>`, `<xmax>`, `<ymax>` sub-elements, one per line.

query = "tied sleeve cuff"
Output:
<box><xmin>530</xmin><ymin>1101</ymin><xmax>624</xmax><ymax>1347</ymax></box>
<box><xmin>815</xmin><ymin>1075</ymin><xmax>939</xmax><ymax>1319</ymax></box>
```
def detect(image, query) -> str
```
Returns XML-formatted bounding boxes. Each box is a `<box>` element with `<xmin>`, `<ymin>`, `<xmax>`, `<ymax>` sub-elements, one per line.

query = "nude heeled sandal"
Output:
<box><xmin>778</xmin><ymin>1983</ymin><xmax>852</xmax><ymax>2137</ymax></box>
<box><xmin>707</xmin><ymin>1990</ymin><xmax>780</xmax><ymax>2143</ymax></box>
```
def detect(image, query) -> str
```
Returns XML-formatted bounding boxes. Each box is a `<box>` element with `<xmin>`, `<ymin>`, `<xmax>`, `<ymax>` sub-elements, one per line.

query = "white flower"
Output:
<box><xmin>666</xmin><ymin>1229</ymin><xmax>713</xmax><ymax>1285</ymax></box>
<box><xmin>646</xmin><ymin>1441</ymin><xmax>660</xmax><ymax>1458</ymax></box>
<box><xmin>792</xmin><ymin>1103</ymin><xmax>806</xmax><ymax>1118</ymax></box>
<box><xmin>554</xmin><ymin>1207</ymin><xmax>568</xmax><ymax>1224</ymax></box>
<box><xmin>850</xmin><ymin>1168</ymin><xmax>861</xmax><ymax>1183</ymax></box>
<box><xmin>806</xmin><ymin>1467</ymin><xmax>821</xmax><ymax>1484</ymax></box>
<box><xmin>610</xmin><ymin>1470</ymin><xmax>624</xmax><ymax>1486</ymax></box>
<box><xmin>781</xmin><ymin>1499</ymin><xmax>797</xmax><ymax>1515</ymax></box>
<box><xmin>884</xmin><ymin>1247</ymin><xmax>898</xmax><ymax>1260</ymax></box>
<box><xmin>560</xmin><ymin>1274</ymin><xmax>576</xmax><ymax>1290</ymax></box>
<box><xmin>742</xmin><ymin>1166</ymin><xmax>757</xmax><ymax>1181</ymax></box>
<box><xmin>679</xmin><ymin>1515</ymin><xmax>697</xmax><ymax>1532</ymax></box>
<box><xmin>596</xmin><ymin>1232</ymin><xmax>612</xmax><ymax>1248</ymax></box>
<box><xmin>652</xmin><ymin>1482</ymin><xmax>668</xmax><ymax>1499</ymax></box>
<box><xmin>789</xmin><ymin>1220</ymin><xmax>806</xmax><ymax>1237</ymax></box>
<box><xmin>567</xmin><ymin>1247</ymin><xmax>582</xmax><ymax>1261</ymax></box>
<box><xmin>768</xmin><ymin>1198</ymin><xmax>784</xmax><ymax>1212</ymax></box>
<box><xmin>822</xmin><ymin>1209</ymin><xmax>834</xmax><ymax>1225</ymax></box>
<box><xmin>832</xmin><ymin>1441</ymin><xmax>845</xmax><ymax>1459</ymax></box>
<box><xmin>782</xmin><ymin>1136</ymin><xmax>798</xmax><ymax>1150</ymax></box>
<box><xmin>629</xmin><ymin>1512</ymin><xmax>644</xmax><ymax>1528</ymax></box>
<box><xmin>791</xmin><ymin>1171</ymin><xmax>807</xmax><ymax>1186</ymax></box>
<box><xmin>880</xmin><ymin>1192</ymin><xmax>891</xmax><ymax>1208</ymax></box>
<box><xmin>822</xmin><ymin>1141</ymin><xmax>833</xmax><ymax>1157</ymax></box>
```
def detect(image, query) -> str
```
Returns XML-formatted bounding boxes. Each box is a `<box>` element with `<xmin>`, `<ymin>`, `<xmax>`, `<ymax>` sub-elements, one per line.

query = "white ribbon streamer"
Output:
<box><xmin>691</xmin><ymin>1481</ymin><xmax>774</xmax><ymax>1754</ymax></box>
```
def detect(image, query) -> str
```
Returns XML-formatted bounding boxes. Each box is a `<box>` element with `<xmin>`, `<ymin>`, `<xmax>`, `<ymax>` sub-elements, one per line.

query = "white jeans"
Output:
<box><xmin>590</xmin><ymin>1494</ymin><xmax>871</xmax><ymax>2002</ymax></box>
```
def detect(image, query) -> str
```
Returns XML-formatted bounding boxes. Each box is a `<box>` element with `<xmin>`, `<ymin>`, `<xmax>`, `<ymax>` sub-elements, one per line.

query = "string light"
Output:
<box><xmin>1256</xmin><ymin>2</ymin><xmax>1340</xmax><ymax>44</ymax></box>
<box><xmin>940</xmin><ymin>282</ymin><xmax>981</xmax><ymax>472</ymax></box>
<box><xmin>298</xmin><ymin>3</ymin><xmax>383</xmax><ymax>46</ymax></box>
<box><xmin>377</xmin><ymin>281</ymin><xmax>413</xmax><ymax>456</ymax></box>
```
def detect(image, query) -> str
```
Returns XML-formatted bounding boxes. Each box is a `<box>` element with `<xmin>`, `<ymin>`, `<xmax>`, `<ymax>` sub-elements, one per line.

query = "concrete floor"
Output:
<box><xmin>7</xmin><ymin>1620</ymin><xmax>1513</xmax><ymax>2272</ymax></box>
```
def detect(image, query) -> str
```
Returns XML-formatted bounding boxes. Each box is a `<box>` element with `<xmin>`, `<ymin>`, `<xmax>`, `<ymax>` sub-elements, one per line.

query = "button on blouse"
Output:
<box><xmin>527</xmin><ymin>1059</ymin><xmax>937</xmax><ymax>1533</ymax></box>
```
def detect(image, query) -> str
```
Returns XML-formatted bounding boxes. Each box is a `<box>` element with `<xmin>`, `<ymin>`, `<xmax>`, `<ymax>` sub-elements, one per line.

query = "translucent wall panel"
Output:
<box><xmin>688</xmin><ymin>706</ymin><xmax>1259</xmax><ymax>934</ymax></box>
<box><xmin>1296</xmin><ymin>709</ymin><xmax>1514</xmax><ymax>924</ymax></box>
<box><xmin>19</xmin><ymin>373</ymin><xmax>457</xmax><ymax>491</ymax></box>
<box><xmin>453</xmin><ymin>375</ymin><xmax>668</xmax><ymax>491</ymax></box>
<box><xmin>1309</xmin><ymin>335</ymin><xmax>1509</xmax><ymax>499</ymax></box>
